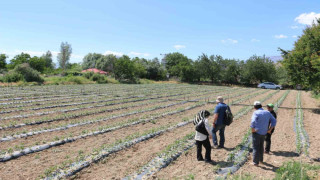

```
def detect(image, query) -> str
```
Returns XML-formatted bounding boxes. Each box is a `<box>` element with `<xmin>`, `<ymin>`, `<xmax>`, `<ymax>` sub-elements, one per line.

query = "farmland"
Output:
<box><xmin>0</xmin><ymin>84</ymin><xmax>319</xmax><ymax>179</ymax></box>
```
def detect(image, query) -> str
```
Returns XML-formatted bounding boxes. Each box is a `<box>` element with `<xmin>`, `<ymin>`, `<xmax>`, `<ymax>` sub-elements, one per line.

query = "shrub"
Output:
<box><xmin>82</xmin><ymin>72</ymin><xmax>94</xmax><ymax>79</ymax></box>
<box><xmin>13</xmin><ymin>63</ymin><xmax>44</xmax><ymax>83</ymax></box>
<box><xmin>3</xmin><ymin>71</ymin><xmax>23</xmax><ymax>82</ymax></box>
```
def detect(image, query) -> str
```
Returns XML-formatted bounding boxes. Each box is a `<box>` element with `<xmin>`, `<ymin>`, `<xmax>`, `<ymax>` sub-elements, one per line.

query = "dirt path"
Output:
<box><xmin>301</xmin><ymin>91</ymin><xmax>320</xmax><ymax>161</ymax></box>
<box><xmin>153</xmin><ymin>90</ymin><xmax>285</xmax><ymax>179</ymax></box>
<box><xmin>229</xmin><ymin>90</ymin><xmax>299</xmax><ymax>179</ymax></box>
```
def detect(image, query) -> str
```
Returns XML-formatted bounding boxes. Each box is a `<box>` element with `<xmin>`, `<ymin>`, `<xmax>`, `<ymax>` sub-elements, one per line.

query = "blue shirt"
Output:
<box><xmin>251</xmin><ymin>108</ymin><xmax>277</xmax><ymax>135</ymax></box>
<box><xmin>214</xmin><ymin>103</ymin><xmax>228</xmax><ymax>125</ymax></box>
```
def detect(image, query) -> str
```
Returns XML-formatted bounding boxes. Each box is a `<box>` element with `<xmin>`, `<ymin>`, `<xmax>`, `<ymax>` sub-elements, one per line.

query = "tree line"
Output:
<box><xmin>0</xmin><ymin>19</ymin><xmax>319</xmax><ymax>92</ymax></box>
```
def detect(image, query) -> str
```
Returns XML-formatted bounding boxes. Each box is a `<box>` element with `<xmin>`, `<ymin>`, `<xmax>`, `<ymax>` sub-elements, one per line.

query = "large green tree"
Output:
<box><xmin>280</xmin><ymin>19</ymin><xmax>320</xmax><ymax>92</ymax></box>
<box><xmin>82</xmin><ymin>53</ymin><xmax>104</xmax><ymax>69</ymax></box>
<box><xmin>197</xmin><ymin>54</ymin><xmax>222</xmax><ymax>83</ymax></box>
<box><xmin>96</xmin><ymin>54</ymin><xmax>117</xmax><ymax>72</ymax></box>
<box><xmin>7</xmin><ymin>53</ymin><xmax>31</xmax><ymax>69</ymax></box>
<box><xmin>0</xmin><ymin>54</ymin><xmax>7</xmax><ymax>70</ymax></box>
<box><xmin>114</xmin><ymin>55</ymin><xmax>136</xmax><ymax>82</ymax></box>
<box><xmin>41</xmin><ymin>51</ymin><xmax>54</xmax><ymax>70</ymax></box>
<box><xmin>164</xmin><ymin>52</ymin><xmax>192</xmax><ymax>78</ymax></box>
<box><xmin>57</xmin><ymin>42</ymin><xmax>72</xmax><ymax>70</ymax></box>
<box><xmin>28</xmin><ymin>56</ymin><xmax>46</xmax><ymax>73</ymax></box>
<box><xmin>240</xmin><ymin>55</ymin><xmax>277</xmax><ymax>84</ymax></box>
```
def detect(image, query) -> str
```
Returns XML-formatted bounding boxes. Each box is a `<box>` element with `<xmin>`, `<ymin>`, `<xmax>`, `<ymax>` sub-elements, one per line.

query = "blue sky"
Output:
<box><xmin>0</xmin><ymin>0</ymin><xmax>319</xmax><ymax>64</ymax></box>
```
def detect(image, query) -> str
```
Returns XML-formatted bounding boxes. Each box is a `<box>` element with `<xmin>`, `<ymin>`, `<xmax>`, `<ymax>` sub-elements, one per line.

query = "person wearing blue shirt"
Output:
<box><xmin>250</xmin><ymin>101</ymin><xmax>277</xmax><ymax>166</ymax></box>
<box><xmin>211</xmin><ymin>96</ymin><xmax>229</xmax><ymax>148</ymax></box>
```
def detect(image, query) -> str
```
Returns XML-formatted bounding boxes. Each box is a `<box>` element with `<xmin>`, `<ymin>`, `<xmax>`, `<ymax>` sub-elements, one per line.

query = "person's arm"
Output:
<box><xmin>213</xmin><ymin>113</ymin><xmax>218</xmax><ymax>127</ymax></box>
<box><xmin>212</xmin><ymin>106</ymin><xmax>219</xmax><ymax>127</ymax></box>
<box><xmin>250</xmin><ymin>112</ymin><xmax>258</xmax><ymax>133</ymax></box>
<box><xmin>268</xmin><ymin>113</ymin><xmax>277</xmax><ymax>133</ymax></box>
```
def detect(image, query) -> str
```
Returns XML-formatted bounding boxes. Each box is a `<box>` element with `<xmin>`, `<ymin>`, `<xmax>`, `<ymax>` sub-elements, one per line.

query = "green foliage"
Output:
<box><xmin>82</xmin><ymin>71</ymin><xmax>108</xmax><ymax>83</ymax></box>
<box><xmin>165</xmin><ymin>52</ymin><xmax>193</xmax><ymax>79</ymax></box>
<box><xmin>57</xmin><ymin>42</ymin><xmax>72</xmax><ymax>70</ymax></box>
<box><xmin>196</xmin><ymin>54</ymin><xmax>222</xmax><ymax>83</ymax></box>
<box><xmin>82</xmin><ymin>53</ymin><xmax>116</xmax><ymax>73</ymax></box>
<box><xmin>90</xmin><ymin>73</ymin><xmax>108</xmax><ymax>84</ymax></box>
<box><xmin>7</xmin><ymin>53</ymin><xmax>31</xmax><ymax>69</ymax></box>
<box><xmin>0</xmin><ymin>54</ymin><xmax>7</xmax><ymax>70</ymax></box>
<box><xmin>28</xmin><ymin>56</ymin><xmax>46</xmax><ymax>73</ymax></box>
<box><xmin>13</xmin><ymin>63</ymin><xmax>44</xmax><ymax>83</ymax></box>
<box><xmin>240</xmin><ymin>55</ymin><xmax>277</xmax><ymax>84</ymax></box>
<box><xmin>275</xmin><ymin>161</ymin><xmax>320</xmax><ymax>180</ymax></box>
<box><xmin>145</xmin><ymin>58</ymin><xmax>167</xmax><ymax>80</ymax></box>
<box><xmin>3</xmin><ymin>71</ymin><xmax>23</xmax><ymax>82</ymax></box>
<box><xmin>280</xmin><ymin>19</ymin><xmax>320</xmax><ymax>92</ymax></box>
<box><xmin>41</xmin><ymin>51</ymin><xmax>54</xmax><ymax>69</ymax></box>
<box><xmin>114</xmin><ymin>55</ymin><xmax>137</xmax><ymax>82</ymax></box>
<box><xmin>45</xmin><ymin>76</ymin><xmax>93</xmax><ymax>85</ymax></box>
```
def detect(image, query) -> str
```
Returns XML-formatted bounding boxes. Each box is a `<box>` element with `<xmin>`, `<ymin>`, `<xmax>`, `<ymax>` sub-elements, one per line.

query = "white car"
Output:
<box><xmin>257</xmin><ymin>82</ymin><xmax>282</xmax><ymax>90</ymax></box>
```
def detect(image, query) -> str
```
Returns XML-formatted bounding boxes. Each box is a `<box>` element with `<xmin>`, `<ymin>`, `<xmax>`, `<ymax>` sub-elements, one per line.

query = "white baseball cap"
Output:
<box><xmin>253</xmin><ymin>101</ymin><xmax>261</xmax><ymax>106</ymax></box>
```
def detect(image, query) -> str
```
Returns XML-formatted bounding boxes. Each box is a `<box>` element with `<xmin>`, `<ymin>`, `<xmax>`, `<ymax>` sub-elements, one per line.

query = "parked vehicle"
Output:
<box><xmin>257</xmin><ymin>82</ymin><xmax>282</xmax><ymax>90</ymax></box>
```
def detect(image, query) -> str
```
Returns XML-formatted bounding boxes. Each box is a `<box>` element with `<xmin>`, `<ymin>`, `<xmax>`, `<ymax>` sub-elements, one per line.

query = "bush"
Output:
<box><xmin>82</xmin><ymin>72</ymin><xmax>94</xmax><ymax>79</ymax></box>
<box><xmin>3</xmin><ymin>71</ymin><xmax>23</xmax><ymax>82</ymax></box>
<box><xmin>14</xmin><ymin>63</ymin><xmax>44</xmax><ymax>83</ymax></box>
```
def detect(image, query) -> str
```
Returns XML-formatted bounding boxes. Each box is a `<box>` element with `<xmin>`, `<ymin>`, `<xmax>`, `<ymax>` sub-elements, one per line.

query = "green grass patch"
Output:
<box><xmin>44</xmin><ymin>76</ymin><xmax>94</xmax><ymax>85</ymax></box>
<box><xmin>275</xmin><ymin>161</ymin><xmax>320</xmax><ymax>180</ymax></box>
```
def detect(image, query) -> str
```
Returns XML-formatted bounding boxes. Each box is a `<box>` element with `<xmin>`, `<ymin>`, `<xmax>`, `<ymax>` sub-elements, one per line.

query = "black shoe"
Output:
<box><xmin>218</xmin><ymin>145</ymin><xmax>224</xmax><ymax>149</ymax></box>
<box><xmin>198</xmin><ymin>159</ymin><xmax>204</xmax><ymax>161</ymax></box>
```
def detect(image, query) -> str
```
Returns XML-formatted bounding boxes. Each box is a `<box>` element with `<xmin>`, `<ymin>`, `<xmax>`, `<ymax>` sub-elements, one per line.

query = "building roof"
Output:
<box><xmin>81</xmin><ymin>68</ymin><xmax>108</xmax><ymax>74</ymax></box>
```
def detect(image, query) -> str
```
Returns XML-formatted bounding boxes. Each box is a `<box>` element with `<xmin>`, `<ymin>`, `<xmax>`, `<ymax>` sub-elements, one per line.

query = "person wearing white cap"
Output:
<box><xmin>211</xmin><ymin>96</ymin><xmax>230</xmax><ymax>148</ymax></box>
<box><xmin>250</xmin><ymin>101</ymin><xmax>277</xmax><ymax>166</ymax></box>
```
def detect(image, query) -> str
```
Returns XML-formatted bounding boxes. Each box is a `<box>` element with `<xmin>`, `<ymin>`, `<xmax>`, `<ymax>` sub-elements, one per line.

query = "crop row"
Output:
<box><xmin>217</xmin><ymin>90</ymin><xmax>289</xmax><ymax>177</ymax></box>
<box><xmin>123</xmin><ymin>90</ymin><xmax>279</xmax><ymax>179</ymax></box>
<box><xmin>294</xmin><ymin>91</ymin><xmax>309</xmax><ymax>155</ymax></box>
<box><xmin>0</xmin><ymin>87</ymin><xmax>213</xmax><ymax>119</ymax></box>
<box><xmin>38</xmin><ymin>87</ymin><xmax>268</xmax><ymax>179</ymax></box>
<box><xmin>0</xmin><ymin>86</ymin><xmax>226</xmax><ymax>111</ymax></box>
<box><xmin>0</xmin><ymin>87</ymin><xmax>254</xmax><ymax>143</ymax></box>
<box><xmin>0</xmin><ymin>87</ymin><xmax>238</xmax><ymax>130</ymax></box>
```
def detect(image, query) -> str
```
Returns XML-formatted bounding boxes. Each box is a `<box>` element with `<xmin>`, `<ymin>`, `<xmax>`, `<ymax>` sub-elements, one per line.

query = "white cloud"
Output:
<box><xmin>104</xmin><ymin>50</ymin><xmax>123</xmax><ymax>57</ymax></box>
<box><xmin>291</xmin><ymin>25</ymin><xmax>299</xmax><ymax>29</ymax></box>
<box><xmin>292</xmin><ymin>35</ymin><xmax>298</xmax><ymax>38</ymax></box>
<box><xmin>173</xmin><ymin>45</ymin><xmax>186</xmax><ymax>50</ymax></box>
<box><xmin>274</xmin><ymin>34</ymin><xmax>288</xmax><ymax>39</ymax></box>
<box><xmin>221</xmin><ymin>38</ymin><xmax>238</xmax><ymax>44</ymax></box>
<box><xmin>16</xmin><ymin>50</ymin><xmax>45</xmax><ymax>57</ymax></box>
<box><xmin>129</xmin><ymin>51</ymin><xmax>150</xmax><ymax>57</ymax></box>
<box><xmin>295</xmin><ymin>12</ymin><xmax>320</xmax><ymax>25</ymax></box>
<box><xmin>251</xmin><ymin>39</ymin><xmax>260</xmax><ymax>42</ymax></box>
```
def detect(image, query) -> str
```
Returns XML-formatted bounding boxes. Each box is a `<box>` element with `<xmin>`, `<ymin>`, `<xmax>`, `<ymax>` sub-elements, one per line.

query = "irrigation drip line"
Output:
<box><xmin>216</xmin><ymin>90</ymin><xmax>289</xmax><ymax>178</ymax></box>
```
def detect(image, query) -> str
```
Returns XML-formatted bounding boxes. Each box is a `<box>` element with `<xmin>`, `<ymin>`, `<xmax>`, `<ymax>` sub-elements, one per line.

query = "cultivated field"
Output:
<box><xmin>0</xmin><ymin>84</ymin><xmax>319</xmax><ymax>179</ymax></box>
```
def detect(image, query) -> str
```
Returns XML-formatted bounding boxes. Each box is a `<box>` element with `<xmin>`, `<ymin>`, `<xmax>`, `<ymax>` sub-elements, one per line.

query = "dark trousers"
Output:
<box><xmin>265</xmin><ymin>133</ymin><xmax>272</xmax><ymax>152</ymax></box>
<box><xmin>211</xmin><ymin>124</ymin><xmax>226</xmax><ymax>146</ymax></box>
<box><xmin>252</xmin><ymin>132</ymin><xmax>265</xmax><ymax>164</ymax></box>
<box><xmin>196</xmin><ymin>137</ymin><xmax>211</xmax><ymax>161</ymax></box>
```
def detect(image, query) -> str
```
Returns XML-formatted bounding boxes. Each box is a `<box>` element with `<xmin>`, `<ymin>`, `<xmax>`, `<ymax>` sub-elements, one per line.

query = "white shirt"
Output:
<box><xmin>194</xmin><ymin>118</ymin><xmax>212</xmax><ymax>141</ymax></box>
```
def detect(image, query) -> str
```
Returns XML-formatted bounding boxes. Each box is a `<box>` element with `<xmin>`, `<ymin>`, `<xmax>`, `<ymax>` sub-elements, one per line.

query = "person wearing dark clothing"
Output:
<box><xmin>194</xmin><ymin>110</ymin><xmax>213</xmax><ymax>162</ymax></box>
<box><xmin>251</xmin><ymin>101</ymin><xmax>277</xmax><ymax>166</ymax></box>
<box><xmin>265</xmin><ymin>103</ymin><xmax>277</xmax><ymax>153</ymax></box>
<box><xmin>211</xmin><ymin>96</ymin><xmax>228</xmax><ymax>148</ymax></box>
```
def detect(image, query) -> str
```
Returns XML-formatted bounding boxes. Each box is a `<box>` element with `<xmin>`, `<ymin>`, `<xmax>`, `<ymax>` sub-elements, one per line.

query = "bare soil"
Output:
<box><xmin>153</xmin><ymin>90</ymin><xmax>286</xmax><ymax>179</ymax></box>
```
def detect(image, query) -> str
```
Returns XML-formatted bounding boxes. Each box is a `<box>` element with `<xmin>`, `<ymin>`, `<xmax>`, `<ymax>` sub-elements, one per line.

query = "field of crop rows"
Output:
<box><xmin>0</xmin><ymin>84</ymin><xmax>319</xmax><ymax>179</ymax></box>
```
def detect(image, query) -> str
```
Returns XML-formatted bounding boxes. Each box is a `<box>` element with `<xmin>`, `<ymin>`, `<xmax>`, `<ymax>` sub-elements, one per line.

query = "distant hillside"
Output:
<box><xmin>267</xmin><ymin>56</ymin><xmax>283</xmax><ymax>63</ymax></box>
